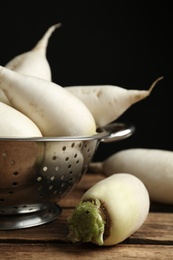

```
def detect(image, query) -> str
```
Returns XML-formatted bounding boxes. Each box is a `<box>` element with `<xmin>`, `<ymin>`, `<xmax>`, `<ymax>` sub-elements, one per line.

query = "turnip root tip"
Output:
<box><xmin>5</xmin><ymin>23</ymin><xmax>62</xmax><ymax>80</ymax></box>
<box><xmin>65</xmin><ymin>76</ymin><xmax>164</xmax><ymax>127</ymax></box>
<box><xmin>33</xmin><ymin>23</ymin><xmax>62</xmax><ymax>52</ymax></box>
<box><xmin>147</xmin><ymin>76</ymin><xmax>164</xmax><ymax>93</ymax></box>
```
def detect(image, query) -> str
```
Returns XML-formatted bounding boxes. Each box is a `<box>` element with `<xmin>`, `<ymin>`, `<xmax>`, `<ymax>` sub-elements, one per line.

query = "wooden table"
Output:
<box><xmin>1</xmin><ymin>172</ymin><xmax>173</xmax><ymax>260</ymax></box>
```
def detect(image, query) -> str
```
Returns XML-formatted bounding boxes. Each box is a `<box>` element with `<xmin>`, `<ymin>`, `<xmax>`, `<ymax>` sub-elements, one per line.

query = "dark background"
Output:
<box><xmin>0</xmin><ymin>1</ymin><xmax>172</xmax><ymax>161</ymax></box>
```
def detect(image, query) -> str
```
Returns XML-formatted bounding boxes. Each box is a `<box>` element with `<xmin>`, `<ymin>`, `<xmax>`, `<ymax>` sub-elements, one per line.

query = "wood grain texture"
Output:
<box><xmin>1</xmin><ymin>172</ymin><xmax>173</xmax><ymax>259</ymax></box>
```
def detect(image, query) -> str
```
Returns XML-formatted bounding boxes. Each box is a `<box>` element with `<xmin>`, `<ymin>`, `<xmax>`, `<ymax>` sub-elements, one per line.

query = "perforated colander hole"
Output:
<box><xmin>37</xmin><ymin>176</ymin><xmax>42</xmax><ymax>182</ymax></box>
<box><xmin>10</xmin><ymin>160</ymin><xmax>15</xmax><ymax>166</ymax></box>
<box><xmin>71</xmin><ymin>143</ymin><xmax>75</xmax><ymax>148</ymax></box>
<box><xmin>1</xmin><ymin>152</ymin><xmax>7</xmax><ymax>158</ymax></box>
<box><xmin>49</xmin><ymin>185</ymin><xmax>53</xmax><ymax>190</ymax></box>
<box><xmin>69</xmin><ymin>171</ymin><xmax>73</xmax><ymax>175</ymax></box>
<box><xmin>68</xmin><ymin>164</ymin><xmax>72</xmax><ymax>169</ymax></box>
<box><xmin>74</xmin><ymin>153</ymin><xmax>77</xmax><ymax>158</ymax></box>
<box><xmin>76</xmin><ymin>160</ymin><xmax>80</xmax><ymax>164</ymax></box>
<box><xmin>13</xmin><ymin>171</ymin><xmax>19</xmax><ymax>176</ymax></box>
<box><xmin>69</xmin><ymin>178</ymin><xmax>73</xmax><ymax>183</ymax></box>
<box><xmin>62</xmin><ymin>146</ymin><xmax>66</xmax><ymax>151</ymax></box>
<box><xmin>55</xmin><ymin>166</ymin><xmax>59</xmax><ymax>171</ymax></box>
<box><xmin>12</xmin><ymin>182</ymin><xmax>18</xmax><ymax>187</ymax></box>
<box><xmin>85</xmin><ymin>146</ymin><xmax>92</xmax><ymax>159</ymax></box>
<box><xmin>37</xmin><ymin>186</ymin><xmax>42</xmax><ymax>191</ymax></box>
<box><xmin>43</xmin><ymin>166</ymin><xmax>48</xmax><ymax>172</ymax></box>
<box><xmin>52</xmin><ymin>156</ymin><xmax>57</xmax><ymax>160</ymax></box>
<box><xmin>61</xmin><ymin>175</ymin><xmax>65</xmax><ymax>180</ymax></box>
<box><xmin>61</xmin><ymin>182</ymin><xmax>65</xmax><ymax>188</ymax></box>
<box><xmin>65</xmin><ymin>157</ymin><xmax>69</xmax><ymax>161</ymax></box>
<box><xmin>78</xmin><ymin>142</ymin><xmax>82</xmax><ymax>148</ymax></box>
<box><xmin>50</xmin><ymin>176</ymin><xmax>55</xmax><ymax>181</ymax></box>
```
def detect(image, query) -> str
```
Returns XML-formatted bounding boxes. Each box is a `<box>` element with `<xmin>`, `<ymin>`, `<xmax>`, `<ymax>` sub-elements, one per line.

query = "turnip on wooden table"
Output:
<box><xmin>67</xmin><ymin>173</ymin><xmax>150</xmax><ymax>246</ymax></box>
<box><xmin>90</xmin><ymin>148</ymin><xmax>173</xmax><ymax>205</ymax></box>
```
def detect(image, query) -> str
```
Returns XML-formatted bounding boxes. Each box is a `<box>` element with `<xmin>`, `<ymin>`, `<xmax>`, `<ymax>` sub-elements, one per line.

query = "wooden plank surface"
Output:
<box><xmin>1</xmin><ymin>172</ymin><xmax>173</xmax><ymax>259</ymax></box>
<box><xmin>1</xmin><ymin>244</ymin><xmax>173</xmax><ymax>260</ymax></box>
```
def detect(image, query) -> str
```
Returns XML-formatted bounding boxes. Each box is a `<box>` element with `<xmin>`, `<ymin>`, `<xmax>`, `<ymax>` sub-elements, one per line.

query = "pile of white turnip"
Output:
<box><xmin>0</xmin><ymin>24</ymin><xmax>96</xmax><ymax>137</ymax></box>
<box><xmin>0</xmin><ymin>23</ymin><xmax>168</xmax><ymax>247</ymax></box>
<box><xmin>0</xmin><ymin>23</ymin><xmax>162</xmax><ymax>137</ymax></box>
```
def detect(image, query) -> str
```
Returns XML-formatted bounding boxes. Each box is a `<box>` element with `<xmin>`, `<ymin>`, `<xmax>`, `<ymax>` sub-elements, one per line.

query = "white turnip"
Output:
<box><xmin>0</xmin><ymin>102</ymin><xmax>42</xmax><ymax>137</ymax></box>
<box><xmin>68</xmin><ymin>173</ymin><xmax>150</xmax><ymax>246</ymax></box>
<box><xmin>0</xmin><ymin>65</ymin><xmax>96</xmax><ymax>137</ymax></box>
<box><xmin>5</xmin><ymin>23</ymin><xmax>61</xmax><ymax>80</ymax></box>
<box><xmin>91</xmin><ymin>148</ymin><xmax>173</xmax><ymax>204</ymax></box>
<box><xmin>0</xmin><ymin>89</ymin><xmax>10</xmax><ymax>105</ymax></box>
<box><xmin>65</xmin><ymin>77</ymin><xmax>163</xmax><ymax>127</ymax></box>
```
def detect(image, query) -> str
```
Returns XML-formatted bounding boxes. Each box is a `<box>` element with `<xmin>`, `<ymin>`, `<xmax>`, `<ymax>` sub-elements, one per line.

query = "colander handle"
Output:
<box><xmin>98</xmin><ymin>122</ymin><xmax>135</xmax><ymax>143</ymax></box>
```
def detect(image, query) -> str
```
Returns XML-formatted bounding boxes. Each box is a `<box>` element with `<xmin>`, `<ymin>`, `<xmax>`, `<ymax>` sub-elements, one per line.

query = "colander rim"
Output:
<box><xmin>0</xmin><ymin>129</ymin><xmax>110</xmax><ymax>142</ymax></box>
<box><xmin>0</xmin><ymin>122</ymin><xmax>134</xmax><ymax>142</ymax></box>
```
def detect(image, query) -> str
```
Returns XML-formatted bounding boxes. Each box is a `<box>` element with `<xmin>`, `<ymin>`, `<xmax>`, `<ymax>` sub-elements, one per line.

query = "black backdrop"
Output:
<box><xmin>0</xmin><ymin>1</ymin><xmax>173</xmax><ymax>161</ymax></box>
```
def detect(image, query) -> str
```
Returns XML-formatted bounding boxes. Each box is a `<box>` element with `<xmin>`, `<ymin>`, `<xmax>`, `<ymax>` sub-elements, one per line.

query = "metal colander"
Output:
<box><xmin>0</xmin><ymin>122</ymin><xmax>135</xmax><ymax>230</ymax></box>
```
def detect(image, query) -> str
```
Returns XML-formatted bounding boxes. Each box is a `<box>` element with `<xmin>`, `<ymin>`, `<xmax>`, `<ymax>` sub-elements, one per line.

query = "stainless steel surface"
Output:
<box><xmin>0</xmin><ymin>203</ymin><xmax>61</xmax><ymax>230</ymax></box>
<box><xmin>98</xmin><ymin>122</ymin><xmax>135</xmax><ymax>142</ymax></box>
<box><xmin>0</xmin><ymin>122</ymin><xmax>135</xmax><ymax>229</ymax></box>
